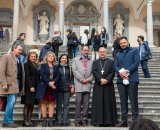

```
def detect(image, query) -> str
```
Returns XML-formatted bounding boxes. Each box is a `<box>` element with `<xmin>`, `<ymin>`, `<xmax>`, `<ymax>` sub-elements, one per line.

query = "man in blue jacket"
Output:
<box><xmin>138</xmin><ymin>35</ymin><xmax>151</xmax><ymax>78</ymax></box>
<box><xmin>114</xmin><ymin>36</ymin><xmax>140</xmax><ymax>127</ymax></box>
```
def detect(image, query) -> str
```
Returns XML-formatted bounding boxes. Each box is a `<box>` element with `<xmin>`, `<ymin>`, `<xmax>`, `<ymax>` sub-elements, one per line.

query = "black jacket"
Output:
<box><xmin>92</xmin><ymin>35</ymin><xmax>101</xmax><ymax>51</ymax></box>
<box><xmin>57</xmin><ymin>65</ymin><xmax>73</xmax><ymax>92</ymax></box>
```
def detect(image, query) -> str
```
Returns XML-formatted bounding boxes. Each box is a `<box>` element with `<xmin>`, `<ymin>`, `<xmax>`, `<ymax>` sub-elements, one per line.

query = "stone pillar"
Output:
<box><xmin>147</xmin><ymin>0</ymin><xmax>154</xmax><ymax>46</ymax></box>
<box><xmin>59</xmin><ymin>0</ymin><xmax>64</xmax><ymax>40</ymax></box>
<box><xmin>103</xmin><ymin>0</ymin><xmax>109</xmax><ymax>31</ymax></box>
<box><xmin>12</xmin><ymin>0</ymin><xmax>20</xmax><ymax>41</ymax></box>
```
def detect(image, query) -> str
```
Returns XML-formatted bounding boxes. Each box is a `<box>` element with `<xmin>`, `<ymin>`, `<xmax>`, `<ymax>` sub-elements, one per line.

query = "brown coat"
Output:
<box><xmin>0</xmin><ymin>53</ymin><xmax>25</xmax><ymax>95</ymax></box>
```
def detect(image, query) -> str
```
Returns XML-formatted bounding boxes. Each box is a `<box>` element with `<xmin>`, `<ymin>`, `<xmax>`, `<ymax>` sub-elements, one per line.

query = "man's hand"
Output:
<box><xmin>30</xmin><ymin>87</ymin><xmax>35</xmax><ymax>92</ymax></box>
<box><xmin>82</xmin><ymin>79</ymin><xmax>88</xmax><ymax>84</ymax></box>
<box><xmin>100</xmin><ymin>79</ymin><xmax>108</xmax><ymax>85</ymax></box>
<box><xmin>2</xmin><ymin>84</ymin><xmax>8</xmax><ymax>89</ymax></box>
<box><xmin>119</xmin><ymin>71</ymin><xmax>128</xmax><ymax>78</ymax></box>
<box><xmin>86</xmin><ymin>79</ymin><xmax>92</xmax><ymax>83</ymax></box>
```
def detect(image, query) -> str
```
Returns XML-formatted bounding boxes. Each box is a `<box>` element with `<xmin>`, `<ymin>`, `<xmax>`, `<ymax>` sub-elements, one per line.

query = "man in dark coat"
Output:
<box><xmin>91</xmin><ymin>47</ymin><xmax>117</xmax><ymax>126</ymax></box>
<box><xmin>114</xmin><ymin>36</ymin><xmax>140</xmax><ymax>127</ymax></box>
<box><xmin>39</xmin><ymin>42</ymin><xmax>53</xmax><ymax>62</ymax></box>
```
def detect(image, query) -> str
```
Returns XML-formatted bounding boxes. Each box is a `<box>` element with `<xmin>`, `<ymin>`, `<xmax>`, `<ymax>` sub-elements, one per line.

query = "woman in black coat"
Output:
<box><xmin>56</xmin><ymin>54</ymin><xmax>74</xmax><ymax>126</ymax></box>
<box><xmin>92</xmin><ymin>31</ymin><xmax>101</xmax><ymax>60</ymax></box>
<box><xmin>21</xmin><ymin>51</ymin><xmax>39</xmax><ymax>126</ymax></box>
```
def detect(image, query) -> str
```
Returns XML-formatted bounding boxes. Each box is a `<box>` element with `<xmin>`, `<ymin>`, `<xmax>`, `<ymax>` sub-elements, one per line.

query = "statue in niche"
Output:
<box><xmin>114</xmin><ymin>14</ymin><xmax>124</xmax><ymax>35</ymax></box>
<box><xmin>38</xmin><ymin>11</ymin><xmax>49</xmax><ymax>35</ymax></box>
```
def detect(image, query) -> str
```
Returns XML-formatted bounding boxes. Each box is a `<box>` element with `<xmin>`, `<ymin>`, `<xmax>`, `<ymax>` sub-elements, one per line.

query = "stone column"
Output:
<box><xmin>59</xmin><ymin>0</ymin><xmax>64</xmax><ymax>40</ymax></box>
<box><xmin>147</xmin><ymin>0</ymin><xmax>154</xmax><ymax>46</ymax></box>
<box><xmin>12</xmin><ymin>0</ymin><xmax>20</xmax><ymax>41</ymax></box>
<box><xmin>103</xmin><ymin>0</ymin><xmax>109</xmax><ymax>31</ymax></box>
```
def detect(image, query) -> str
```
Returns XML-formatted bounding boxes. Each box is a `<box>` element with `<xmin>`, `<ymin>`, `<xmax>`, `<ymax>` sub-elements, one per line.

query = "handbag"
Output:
<box><xmin>69</xmin><ymin>66</ymin><xmax>75</xmax><ymax>96</ymax></box>
<box><xmin>0</xmin><ymin>96</ymin><xmax>7</xmax><ymax>111</ymax></box>
<box><xmin>70</xmin><ymin>84</ymin><xmax>75</xmax><ymax>97</ymax></box>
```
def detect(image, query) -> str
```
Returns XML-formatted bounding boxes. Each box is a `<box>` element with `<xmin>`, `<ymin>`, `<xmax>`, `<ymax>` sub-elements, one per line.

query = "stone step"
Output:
<box><xmin>1</xmin><ymin>110</ymin><xmax>160</xmax><ymax>122</ymax></box>
<box><xmin>0</xmin><ymin>125</ymin><xmax>129</xmax><ymax>130</ymax></box>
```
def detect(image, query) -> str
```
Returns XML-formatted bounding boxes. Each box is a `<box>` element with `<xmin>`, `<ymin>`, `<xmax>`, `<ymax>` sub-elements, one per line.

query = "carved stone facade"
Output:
<box><xmin>65</xmin><ymin>0</ymin><xmax>100</xmax><ymax>28</ymax></box>
<box><xmin>32</xmin><ymin>0</ymin><xmax>55</xmax><ymax>42</ymax></box>
<box><xmin>0</xmin><ymin>8</ymin><xmax>13</xmax><ymax>27</ymax></box>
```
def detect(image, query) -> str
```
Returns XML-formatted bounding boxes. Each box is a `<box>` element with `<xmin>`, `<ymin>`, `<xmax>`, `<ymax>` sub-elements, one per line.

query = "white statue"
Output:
<box><xmin>38</xmin><ymin>12</ymin><xmax>49</xmax><ymax>35</ymax></box>
<box><xmin>114</xmin><ymin>14</ymin><xmax>124</xmax><ymax>35</ymax></box>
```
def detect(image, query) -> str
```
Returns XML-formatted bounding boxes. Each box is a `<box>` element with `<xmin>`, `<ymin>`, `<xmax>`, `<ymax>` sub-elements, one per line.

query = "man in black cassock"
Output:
<box><xmin>91</xmin><ymin>47</ymin><xmax>117</xmax><ymax>126</ymax></box>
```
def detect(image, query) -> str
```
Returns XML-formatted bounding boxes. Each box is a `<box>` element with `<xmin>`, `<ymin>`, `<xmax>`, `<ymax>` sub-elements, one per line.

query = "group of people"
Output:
<box><xmin>0</xmin><ymin>29</ymin><xmax>152</xmax><ymax>128</ymax></box>
<box><xmin>66</xmin><ymin>27</ymin><xmax>109</xmax><ymax>60</ymax></box>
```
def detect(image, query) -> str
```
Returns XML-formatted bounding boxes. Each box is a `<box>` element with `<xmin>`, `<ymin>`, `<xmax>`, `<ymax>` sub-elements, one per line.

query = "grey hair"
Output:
<box><xmin>11</xmin><ymin>41</ymin><xmax>23</xmax><ymax>51</ymax></box>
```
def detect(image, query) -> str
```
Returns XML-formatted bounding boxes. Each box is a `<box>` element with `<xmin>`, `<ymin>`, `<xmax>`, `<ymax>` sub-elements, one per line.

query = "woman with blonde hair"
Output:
<box><xmin>36</xmin><ymin>51</ymin><xmax>59</xmax><ymax>127</ymax></box>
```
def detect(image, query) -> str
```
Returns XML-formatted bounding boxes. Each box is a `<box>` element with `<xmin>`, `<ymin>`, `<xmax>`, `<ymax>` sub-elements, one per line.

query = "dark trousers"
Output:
<box><xmin>141</xmin><ymin>60</ymin><xmax>151</xmax><ymax>78</ymax></box>
<box><xmin>75</xmin><ymin>92</ymin><xmax>90</xmax><ymax>124</ymax></box>
<box><xmin>57</xmin><ymin>92</ymin><xmax>70</xmax><ymax>124</ymax></box>
<box><xmin>67</xmin><ymin>44</ymin><xmax>73</xmax><ymax>59</ymax></box>
<box><xmin>117</xmin><ymin>83</ymin><xmax>139</xmax><ymax>122</ymax></box>
<box><xmin>53</xmin><ymin>46</ymin><xmax>59</xmax><ymax>60</ymax></box>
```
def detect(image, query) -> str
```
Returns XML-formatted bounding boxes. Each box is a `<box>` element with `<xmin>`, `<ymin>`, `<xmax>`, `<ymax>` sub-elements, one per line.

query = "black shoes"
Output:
<box><xmin>28</xmin><ymin>120</ymin><xmax>34</xmax><ymax>127</ymax></box>
<box><xmin>48</xmin><ymin>118</ymin><xmax>54</xmax><ymax>127</ymax></box>
<box><xmin>75</xmin><ymin>122</ymin><xmax>81</xmax><ymax>127</ymax></box>
<box><xmin>75</xmin><ymin>122</ymin><xmax>87</xmax><ymax>127</ymax></box>
<box><xmin>42</xmin><ymin>118</ymin><xmax>48</xmax><ymax>127</ymax></box>
<box><xmin>2</xmin><ymin>122</ymin><xmax>18</xmax><ymax>128</ymax></box>
<box><xmin>42</xmin><ymin>118</ymin><xmax>54</xmax><ymax>127</ymax></box>
<box><xmin>116</xmin><ymin>121</ymin><xmax>128</xmax><ymax>127</ymax></box>
<box><xmin>23</xmin><ymin>121</ymin><xmax>30</xmax><ymax>127</ymax></box>
<box><xmin>82</xmin><ymin>122</ymin><xmax>87</xmax><ymax>127</ymax></box>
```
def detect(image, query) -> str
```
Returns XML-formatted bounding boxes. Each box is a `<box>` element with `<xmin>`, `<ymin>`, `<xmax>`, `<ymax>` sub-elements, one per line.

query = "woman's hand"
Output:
<box><xmin>49</xmin><ymin>81</ymin><xmax>55</xmax><ymax>87</ymax></box>
<box><xmin>50</xmin><ymin>85</ymin><xmax>56</xmax><ymax>89</ymax></box>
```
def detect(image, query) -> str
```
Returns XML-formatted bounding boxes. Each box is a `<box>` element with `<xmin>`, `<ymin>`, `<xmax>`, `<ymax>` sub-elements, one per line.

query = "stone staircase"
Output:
<box><xmin>0</xmin><ymin>46</ymin><xmax>160</xmax><ymax>129</ymax></box>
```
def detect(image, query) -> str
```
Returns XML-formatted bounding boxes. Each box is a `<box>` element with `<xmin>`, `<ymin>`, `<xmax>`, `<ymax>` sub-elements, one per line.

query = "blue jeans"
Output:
<box><xmin>72</xmin><ymin>46</ymin><xmax>78</xmax><ymax>58</ymax></box>
<box><xmin>57</xmin><ymin>92</ymin><xmax>70</xmax><ymax>124</ymax></box>
<box><xmin>140</xmin><ymin>60</ymin><xmax>150</xmax><ymax>78</ymax></box>
<box><xmin>3</xmin><ymin>94</ymin><xmax>18</xmax><ymax>124</ymax></box>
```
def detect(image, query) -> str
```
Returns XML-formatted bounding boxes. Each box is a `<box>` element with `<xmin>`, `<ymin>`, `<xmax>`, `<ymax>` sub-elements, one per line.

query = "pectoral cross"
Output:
<box><xmin>101</xmin><ymin>69</ymin><xmax>104</xmax><ymax>74</ymax></box>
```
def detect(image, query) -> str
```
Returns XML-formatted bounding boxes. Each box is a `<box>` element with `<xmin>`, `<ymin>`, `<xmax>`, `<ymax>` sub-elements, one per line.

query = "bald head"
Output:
<box><xmin>99</xmin><ymin>47</ymin><xmax>107</xmax><ymax>59</ymax></box>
